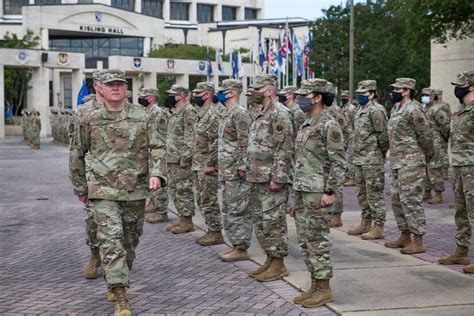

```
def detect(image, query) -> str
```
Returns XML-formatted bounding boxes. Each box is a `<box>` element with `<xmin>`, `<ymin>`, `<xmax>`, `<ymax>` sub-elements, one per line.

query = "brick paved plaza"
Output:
<box><xmin>0</xmin><ymin>138</ymin><xmax>473</xmax><ymax>315</ymax></box>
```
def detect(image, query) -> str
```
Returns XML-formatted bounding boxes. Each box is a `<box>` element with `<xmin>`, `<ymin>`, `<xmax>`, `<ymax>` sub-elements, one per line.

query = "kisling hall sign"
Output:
<box><xmin>79</xmin><ymin>25</ymin><xmax>125</xmax><ymax>35</ymax></box>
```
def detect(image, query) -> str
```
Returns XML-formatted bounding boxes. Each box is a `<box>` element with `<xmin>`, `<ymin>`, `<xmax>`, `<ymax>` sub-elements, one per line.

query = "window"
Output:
<box><xmin>34</xmin><ymin>0</ymin><xmax>61</xmax><ymax>4</ymax></box>
<box><xmin>170</xmin><ymin>1</ymin><xmax>189</xmax><ymax>21</ymax></box>
<box><xmin>245</xmin><ymin>8</ymin><xmax>257</xmax><ymax>20</ymax></box>
<box><xmin>222</xmin><ymin>6</ymin><xmax>236</xmax><ymax>21</ymax></box>
<box><xmin>142</xmin><ymin>0</ymin><xmax>163</xmax><ymax>18</ymax></box>
<box><xmin>111</xmin><ymin>0</ymin><xmax>135</xmax><ymax>11</ymax></box>
<box><xmin>63</xmin><ymin>76</ymin><xmax>72</xmax><ymax>109</ymax></box>
<box><xmin>197</xmin><ymin>4</ymin><xmax>213</xmax><ymax>23</ymax></box>
<box><xmin>78</xmin><ymin>0</ymin><xmax>93</xmax><ymax>3</ymax></box>
<box><xmin>3</xmin><ymin>0</ymin><xmax>28</xmax><ymax>15</ymax></box>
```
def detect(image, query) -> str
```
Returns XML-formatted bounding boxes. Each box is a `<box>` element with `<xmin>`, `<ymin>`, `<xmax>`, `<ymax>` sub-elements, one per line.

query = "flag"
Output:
<box><xmin>293</xmin><ymin>33</ymin><xmax>304</xmax><ymax>76</ymax></box>
<box><xmin>231</xmin><ymin>51</ymin><xmax>239</xmax><ymax>79</ymax></box>
<box><xmin>269</xmin><ymin>40</ymin><xmax>276</xmax><ymax>75</ymax></box>
<box><xmin>76</xmin><ymin>80</ymin><xmax>89</xmax><ymax>107</ymax></box>
<box><xmin>6</xmin><ymin>100</ymin><xmax>13</xmax><ymax>119</ymax></box>
<box><xmin>258</xmin><ymin>33</ymin><xmax>266</xmax><ymax>73</ymax></box>
<box><xmin>216</xmin><ymin>49</ymin><xmax>224</xmax><ymax>74</ymax></box>
<box><xmin>277</xmin><ymin>34</ymin><xmax>285</xmax><ymax>75</ymax></box>
<box><xmin>281</xmin><ymin>20</ymin><xmax>293</xmax><ymax>57</ymax></box>
<box><xmin>237</xmin><ymin>50</ymin><xmax>245</xmax><ymax>78</ymax></box>
<box><xmin>207</xmin><ymin>49</ymin><xmax>213</xmax><ymax>77</ymax></box>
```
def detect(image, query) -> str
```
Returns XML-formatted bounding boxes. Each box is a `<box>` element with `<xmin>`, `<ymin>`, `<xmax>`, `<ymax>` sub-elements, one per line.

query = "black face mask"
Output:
<box><xmin>454</xmin><ymin>86</ymin><xmax>470</xmax><ymax>103</ymax></box>
<box><xmin>166</xmin><ymin>95</ymin><xmax>178</xmax><ymax>108</ymax></box>
<box><xmin>341</xmin><ymin>98</ymin><xmax>349</xmax><ymax>105</ymax></box>
<box><xmin>192</xmin><ymin>96</ymin><xmax>205</xmax><ymax>107</ymax></box>
<box><xmin>212</xmin><ymin>95</ymin><xmax>218</xmax><ymax>103</ymax></box>
<box><xmin>391</xmin><ymin>91</ymin><xmax>403</xmax><ymax>103</ymax></box>
<box><xmin>278</xmin><ymin>95</ymin><xmax>287</xmax><ymax>103</ymax></box>
<box><xmin>322</xmin><ymin>93</ymin><xmax>334</xmax><ymax>107</ymax></box>
<box><xmin>138</xmin><ymin>97</ymin><xmax>149</xmax><ymax>107</ymax></box>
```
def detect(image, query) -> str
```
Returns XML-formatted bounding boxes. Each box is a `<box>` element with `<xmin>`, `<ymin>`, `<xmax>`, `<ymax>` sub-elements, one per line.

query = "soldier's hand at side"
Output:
<box><xmin>149</xmin><ymin>177</ymin><xmax>161</xmax><ymax>191</ymax></box>
<box><xmin>270</xmin><ymin>181</ymin><xmax>283</xmax><ymax>191</ymax></box>
<box><xmin>238</xmin><ymin>170</ymin><xmax>246</xmax><ymax>179</ymax></box>
<box><xmin>78</xmin><ymin>195</ymin><xmax>89</xmax><ymax>204</ymax></box>
<box><xmin>320</xmin><ymin>194</ymin><xmax>335</xmax><ymax>207</ymax></box>
<box><xmin>204</xmin><ymin>166</ymin><xmax>215</xmax><ymax>175</ymax></box>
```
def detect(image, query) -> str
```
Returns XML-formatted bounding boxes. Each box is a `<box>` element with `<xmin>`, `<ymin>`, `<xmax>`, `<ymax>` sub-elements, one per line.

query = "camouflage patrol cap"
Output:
<box><xmin>218</xmin><ymin>79</ymin><xmax>242</xmax><ymax>91</ymax></box>
<box><xmin>50</xmin><ymin>108</ymin><xmax>58</xmax><ymax>114</ymax></box>
<box><xmin>451</xmin><ymin>71</ymin><xmax>474</xmax><ymax>86</ymax></box>
<box><xmin>193</xmin><ymin>82</ymin><xmax>215</xmax><ymax>93</ymax></box>
<box><xmin>92</xmin><ymin>69</ymin><xmax>105</xmax><ymax>81</ymax></box>
<box><xmin>139</xmin><ymin>88</ymin><xmax>159</xmax><ymax>98</ymax></box>
<box><xmin>327</xmin><ymin>81</ymin><xmax>335</xmax><ymax>94</ymax></box>
<box><xmin>166</xmin><ymin>84</ymin><xmax>189</xmax><ymax>94</ymax></box>
<box><xmin>83</xmin><ymin>94</ymin><xmax>96</xmax><ymax>103</ymax></box>
<box><xmin>278</xmin><ymin>85</ymin><xmax>297</xmax><ymax>95</ymax></box>
<box><xmin>341</xmin><ymin>90</ymin><xmax>350</xmax><ymax>97</ymax></box>
<box><xmin>432</xmin><ymin>89</ymin><xmax>443</xmax><ymax>95</ymax></box>
<box><xmin>295</xmin><ymin>78</ymin><xmax>331</xmax><ymax>95</ymax></box>
<box><xmin>421</xmin><ymin>87</ymin><xmax>433</xmax><ymax>96</ymax></box>
<box><xmin>126</xmin><ymin>91</ymin><xmax>132</xmax><ymax>98</ymax></box>
<box><xmin>101</xmin><ymin>69</ymin><xmax>127</xmax><ymax>84</ymax></box>
<box><xmin>253</xmin><ymin>74</ymin><xmax>278</xmax><ymax>89</ymax></box>
<box><xmin>356</xmin><ymin>80</ymin><xmax>377</xmax><ymax>93</ymax></box>
<box><xmin>390</xmin><ymin>78</ymin><xmax>416</xmax><ymax>90</ymax></box>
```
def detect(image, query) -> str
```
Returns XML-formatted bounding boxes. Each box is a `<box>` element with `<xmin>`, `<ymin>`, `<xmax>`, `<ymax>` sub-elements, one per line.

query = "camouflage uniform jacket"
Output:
<box><xmin>341</xmin><ymin>102</ymin><xmax>358</xmax><ymax>131</ymax></box>
<box><xmin>425</xmin><ymin>101</ymin><xmax>451</xmax><ymax>168</ymax></box>
<box><xmin>193</xmin><ymin>102</ymin><xmax>225</xmax><ymax>171</ymax></box>
<box><xmin>388</xmin><ymin>100</ymin><xmax>434</xmax><ymax>170</ymax></box>
<box><xmin>69</xmin><ymin>102</ymin><xmax>165</xmax><ymax>201</ymax></box>
<box><xmin>287</xmin><ymin>101</ymin><xmax>306</xmax><ymax>136</ymax></box>
<box><xmin>327</xmin><ymin>105</ymin><xmax>351</xmax><ymax>149</ymax></box>
<box><xmin>450</xmin><ymin>100</ymin><xmax>474</xmax><ymax>166</ymax></box>
<box><xmin>246</xmin><ymin>101</ymin><xmax>294</xmax><ymax>184</ymax></box>
<box><xmin>147</xmin><ymin>104</ymin><xmax>169</xmax><ymax>173</ymax></box>
<box><xmin>293</xmin><ymin>110</ymin><xmax>346</xmax><ymax>192</ymax></box>
<box><xmin>352</xmin><ymin>100</ymin><xmax>389</xmax><ymax>165</ymax></box>
<box><xmin>165</xmin><ymin>103</ymin><xmax>197</xmax><ymax>164</ymax></box>
<box><xmin>218</xmin><ymin>103</ymin><xmax>251</xmax><ymax>181</ymax></box>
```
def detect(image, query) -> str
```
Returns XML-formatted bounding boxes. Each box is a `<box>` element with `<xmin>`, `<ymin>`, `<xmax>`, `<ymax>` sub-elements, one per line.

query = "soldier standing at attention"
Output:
<box><xmin>340</xmin><ymin>90</ymin><xmax>358</xmax><ymax>186</ymax></box>
<box><xmin>164</xmin><ymin>84</ymin><xmax>198</xmax><ymax>234</ymax></box>
<box><xmin>191</xmin><ymin>82</ymin><xmax>225</xmax><ymax>246</ymax></box>
<box><xmin>246</xmin><ymin>75</ymin><xmax>294</xmax><ymax>282</ymax></box>
<box><xmin>431</xmin><ymin>89</ymin><xmax>452</xmax><ymax>181</ymax></box>
<box><xmin>69</xmin><ymin>69</ymin><xmax>165</xmax><ymax>316</ymax></box>
<box><xmin>420</xmin><ymin>87</ymin><xmax>450</xmax><ymax>204</ymax></box>
<box><xmin>277</xmin><ymin>85</ymin><xmax>306</xmax><ymax>133</ymax></box>
<box><xmin>217</xmin><ymin>79</ymin><xmax>253</xmax><ymax>262</ymax></box>
<box><xmin>347</xmin><ymin>80</ymin><xmax>389</xmax><ymax>240</ymax></box>
<box><xmin>30</xmin><ymin>111</ymin><xmax>41</xmax><ymax>150</ymax></box>
<box><xmin>138</xmin><ymin>88</ymin><xmax>170</xmax><ymax>224</ymax></box>
<box><xmin>385</xmin><ymin>78</ymin><xmax>434</xmax><ymax>254</ymax></box>
<box><xmin>438</xmin><ymin>71</ymin><xmax>474</xmax><ymax>274</ymax></box>
<box><xmin>292</xmin><ymin>79</ymin><xmax>346</xmax><ymax>308</ymax></box>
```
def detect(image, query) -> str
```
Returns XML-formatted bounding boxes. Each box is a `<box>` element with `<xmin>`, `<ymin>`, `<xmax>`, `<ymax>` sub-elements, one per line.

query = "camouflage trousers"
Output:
<box><xmin>345</xmin><ymin>147</ymin><xmax>355</xmax><ymax>179</ymax></box>
<box><xmin>168</xmin><ymin>163</ymin><xmax>195</xmax><ymax>217</ymax></box>
<box><xmin>85</xmin><ymin>202</ymin><xmax>99</xmax><ymax>248</ymax></box>
<box><xmin>390</xmin><ymin>166</ymin><xmax>427</xmax><ymax>236</ymax></box>
<box><xmin>220</xmin><ymin>179</ymin><xmax>252</xmax><ymax>249</ymax></box>
<box><xmin>91</xmin><ymin>199</ymin><xmax>145</xmax><ymax>289</ymax></box>
<box><xmin>151</xmin><ymin>187</ymin><xmax>169</xmax><ymax>215</ymax></box>
<box><xmin>424</xmin><ymin>164</ymin><xmax>445</xmax><ymax>192</ymax></box>
<box><xmin>330</xmin><ymin>165</ymin><xmax>343</xmax><ymax>215</ymax></box>
<box><xmin>249</xmin><ymin>182</ymin><xmax>289</xmax><ymax>258</ymax></box>
<box><xmin>195</xmin><ymin>170</ymin><xmax>222</xmax><ymax>232</ymax></box>
<box><xmin>294</xmin><ymin>191</ymin><xmax>333</xmax><ymax>280</ymax></box>
<box><xmin>453</xmin><ymin>166</ymin><xmax>474</xmax><ymax>247</ymax></box>
<box><xmin>355</xmin><ymin>164</ymin><xmax>386</xmax><ymax>226</ymax></box>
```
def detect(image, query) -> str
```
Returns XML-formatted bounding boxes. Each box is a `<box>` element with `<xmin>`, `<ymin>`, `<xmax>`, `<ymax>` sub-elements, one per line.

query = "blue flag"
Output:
<box><xmin>231</xmin><ymin>51</ymin><xmax>239</xmax><ymax>79</ymax></box>
<box><xmin>76</xmin><ymin>80</ymin><xmax>89</xmax><ymax>107</ymax></box>
<box><xmin>6</xmin><ymin>101</ymin><xmax>13</xmax><ymax>119</ymax></box>
<box><xmin>258</xmin><ymin>33</ymin><xmax>266</xmax><ymax>72</ymax></box>
<box><xmin>207</xmin><ymin>49</ymin><xmax>213</xmax><ymax>76</ymax></box>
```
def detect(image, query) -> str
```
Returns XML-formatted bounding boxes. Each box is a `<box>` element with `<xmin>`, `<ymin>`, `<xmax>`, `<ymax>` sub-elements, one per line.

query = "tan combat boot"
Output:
<box><xmin>84</xmin><ymin>247</ymin><xmax>101</xmax><ymax>279</ymax></box>
<box><xmin>219</xmin><ymin>246</ymin><xmax>249</xmax><ymax>262</ymax></box>
<box><xmin>439</xmin><ymin>245</ymin><xmax>469</xmax><ymax>265</ymax></box>
<box><xmin>401</xmin><ymin>234</ymin><xmax>426</xmax><ymax>254</ymax></box>
<box><xmin>112</xmin><ymin>287</ymin><xmax>131</xmax><ymax>316</ymax></box>
<box><xmin>144</xmin><ymin>200</ymin><xmax>155</xmax><ymax>213</ymax></box>
<box><xmin>423</xmin><ymin>190</ymin><xmax>433</xmax><ymax>202</ymax></box>
<box><xmin>249</xmin><ymin>256</ymin><xmax>272</xmax><ymax>278</ymax></box>
<box><xmin>301</xmin><ymin>279</ymin><xmax>334</xmax><ymax>308</ymax></box>
<box><xmin>255</xmin><ymin>257</ymin><xmax>289</xmax><ymax>282</ymax></box>
<box><xmin>347</xmin><ymin>218</ymin><xmax>372</xmax><ymax>236</ymax></box>
<box><xmin>343</xmin><ymin>178</ymin><xmax>356</xmax><ymax>187</ymax></box>
<box><xmin>293</xmin><ymin>278</ymin><xmax>317</xmax><ymax>304</ymax></box>
<box><xmin>196</xmin><ymin>230</ymin><xmax>225</xmax><ymax>246</ymax></box>
<box><xmin>463</xmin><ymin>263</ymin><xmax>474</xmax><ymax>274</ymax></box>
<box><xmin>428</xmin><ymin>191</ymin><xmax>443</xmax><ymax>204</ymax></box>
<box><xmin>385</xmin><ymin>232</ymin><xmax>411</xmax><ymax>248</ymax></box>
<box><xmin>361</xmin><ymin>224</ymin><xmax>384</xmax><ymax>240</ymax></box>
<box><xmin>107</xmin><ymin>291</ymin><xmax>116</xmax><ymax>302</ymax></box>
<box><xmin>166</xmin><ymin>217</ymin><xmax>182</xmax><ymax>231</ymax></box>
<box><xmin>146</xmin><ymin>213</ymin><xmax>169</xmax><ymax>224</ymax></box>
<box><xmin>170</xmin><ymin>216</ymin><xmax>194</xmax><ymax>234</ymax></box>
<box><xmin>330</xmin><ymin>214</ymin><xmax>343</xmax><ymax>228</ymax></box>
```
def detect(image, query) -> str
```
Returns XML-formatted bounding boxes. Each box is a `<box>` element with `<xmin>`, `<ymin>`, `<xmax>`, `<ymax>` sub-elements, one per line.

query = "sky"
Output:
<box><xmin>264</xmin><ymin>0</ymin><xmax>360</xmax><ymax>20</ymax></box>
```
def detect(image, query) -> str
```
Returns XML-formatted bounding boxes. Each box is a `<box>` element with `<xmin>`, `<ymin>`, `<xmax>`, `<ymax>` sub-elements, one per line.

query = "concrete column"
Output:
<box><xmin>31</xmin><ymin>66</ymin><xmax>50</xmax><ymax>137</ymax></box>
<box><xmin>0</xmin><ymin>65</ymin><xmax>4</xmax><ymax>139</ymax></box>
<box><xmin>134</xmin><ymin>0</ymin><xmax>141</xmax><ymax>13</ymax></box>
<box><xmin>0</xmin><ymin>2</ymin><xmax>3</xmax><ymax>16</ymax></box>
<box><xmin>143</xmin><ymin>37</ymin><xmax>151</xmax><ymax>57</ymax></box>
<box><xmin>132</xmin><ymin>75</ymin><xmax>140</xmax><ymax>104</ymax></box>
<box><xmin>189</xmin><ymin>1</ymin><xmax>197</xmax><ymax>23</ymax></box>
<box><xmin>215</xmin><ymin>3</ymin><xmax>222</xmax><ymax>22</ymax></box>
<box><xmin>175</xmin><ymin>74</ymin><xmax>189</xmax><ymax>88</ymax></box>
<box><xmin>143</xmin><ymin>72</ymin><xmax>157</xmax><ymax>89</ymax></box>
<box><xmin>71</xmin><ymin>69</ymin><xmax>83</xmax><ymax>110</ymax></box>
<box><xmin>163</xmin><ymin>0</ymin><xmax>170</xmax><ymax>20</ymax></box>
<box><xmin>52</xmin><ymin>69</ymin><xmax>61</xmax><ymax>108</ymax></box>
<box><xmin>237</xmin><ymin>6</ymin><xmax>245</xmax><ymax>21</ymax></box>
<box><xmin>40</xmin><ymin>28</ymin><xmax>49</xmax><ymax>50</ymax></box>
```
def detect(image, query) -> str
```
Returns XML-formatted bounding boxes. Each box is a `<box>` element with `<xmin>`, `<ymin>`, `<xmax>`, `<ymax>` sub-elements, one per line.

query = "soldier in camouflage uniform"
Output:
<box><xmin>420</xmin><ymin>87</ymin><xmax>451</xmax><ymax>204</ymax></box>
<box><xmin>21</xmin><ymin>110</ymin><xmax>30</xmax><ymax>145</ymax></box>
<box><xmin>277</xmin><ymin>85</ymin><xmax>306</xmax><ymax>134</ymax></box>
<box><xmin>292</xmin><ymin>79</ymin><xmax>346</xmax><ymax>308</ymax></box>
<box><xmin>385</xmin><ymin>78</ymin><xmax>434</xmax><ymax>254</ymax></box>
<box><xmin>164</xmin><ymin>84</ymin><xmax>198</xmax><ymax>234</ymax></box>
<box><xmin>431</xmin><ymin>89</ymin><xmax>452</xmax><ymax>181</ymax></box>
<box><xmin>50</xmin><ymin>109</ymin><xmax>58</xmax><ymax>143</ymax></box>
<box><xmin>347</xmin><ymin>80</ymin><xmax>389</xmax><ymax>240</ymax></box>
<box><xmin>69</xmin><ymin>69</ymin><xmax>165</xmax><ymax>315</ymax></box>
<box><xmin>30</xmin><ymin>111</ymin><xmax>41</xmax><ymax>150</ymax></box>
<box><xmin>439</xmin><ymin>71</ymin><xmax>474</xmax><ymax>274</ymax></box>
<box><xmin>217</xmin><ymin>79</ymin><xmax>253</xmax><ymax>262</ymax></box>
<box><xmin>246</xmin><ymin>75</ymin><xmax>293</xmax><ymax>282</ymax></box>
<box><xmin>339</xmin><ymin>90</ymin><xmax>357</xmax><ymax>186</ymax></box>
<box><xmin>190</xmin><ymin>82</ymin><xmax>226</xmax><ymax>246</ymax></box>
<box><xmin>137</xmin><ymin>88</ymin><xmax>171</xmax><ymax>224</ymax></box>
